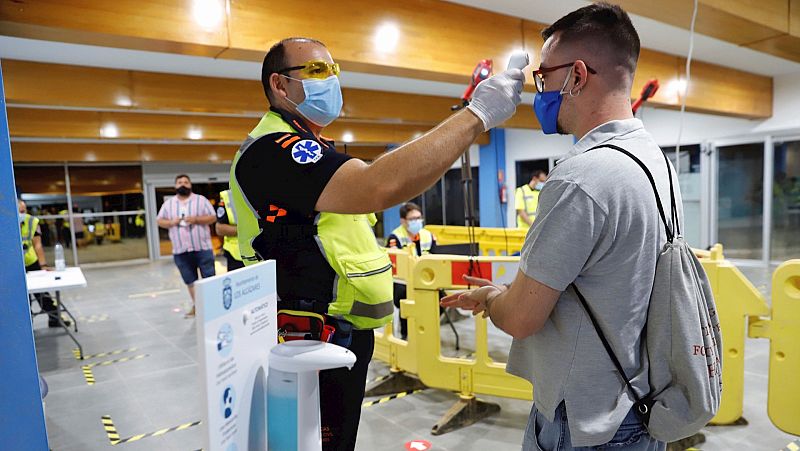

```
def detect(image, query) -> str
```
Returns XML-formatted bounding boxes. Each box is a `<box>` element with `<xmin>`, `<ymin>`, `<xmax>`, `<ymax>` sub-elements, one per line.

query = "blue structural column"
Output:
<box><xmin>383</xmin><ymin>204</ymin><xmax>401</xmax><ymax>238</ymax></box>
<box><xmin>0</xmin><ymin>61</ymin><xmax>49</xmax><ymax>450</ymax></box>
<box><xmin>478</xmin><ymin>128</ymin><xmax>507</xmax><ymax>227</ymax></box>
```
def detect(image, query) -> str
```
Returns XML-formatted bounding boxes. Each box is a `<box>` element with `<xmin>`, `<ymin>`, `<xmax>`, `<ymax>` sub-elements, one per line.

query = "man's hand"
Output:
<box><xmin>184</xmin><ymin>216</ymin><xmax>197</xmax><ymax>225</ymax></box>
<box><xmin>440</xmin><ymin>285</ymin><xmax>501</xmax><ymax>318</ymax></box>
<box><xmin>462</xmin><ymin>274</ymin><xmax>505</xmax><ymax>291</ymax></box>
<box><xmin>467</xmin><ymin>68</ymin><xmax>526</xmax><ymax>131</ymax></box>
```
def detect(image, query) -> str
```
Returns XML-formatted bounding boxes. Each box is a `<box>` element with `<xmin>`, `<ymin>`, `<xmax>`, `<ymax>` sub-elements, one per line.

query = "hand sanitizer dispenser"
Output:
<box><xmin>267</xmin><ymin>341</ymin><xmax>356</xmax><ymax>451</ymax></box>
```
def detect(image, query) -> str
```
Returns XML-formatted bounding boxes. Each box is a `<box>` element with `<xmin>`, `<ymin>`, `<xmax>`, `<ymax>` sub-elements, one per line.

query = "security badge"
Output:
<box><xmin>291</xmin><ymin>139</ymin><xmax>323</xmax><ymax>164</ymax></box>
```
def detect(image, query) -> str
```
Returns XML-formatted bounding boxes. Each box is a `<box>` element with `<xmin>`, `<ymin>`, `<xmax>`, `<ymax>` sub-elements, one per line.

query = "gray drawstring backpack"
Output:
<box><xmin>572</xmin><ymin>144</ymin><xmax>723</xmax><ymax>443</ymax></box>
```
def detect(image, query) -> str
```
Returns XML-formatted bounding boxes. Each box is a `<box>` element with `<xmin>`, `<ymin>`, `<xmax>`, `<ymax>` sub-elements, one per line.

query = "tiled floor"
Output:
<box><xmin>34</xmin><ymin>259</ymin><xmax>797</xmax><ymax>450</ymax></box>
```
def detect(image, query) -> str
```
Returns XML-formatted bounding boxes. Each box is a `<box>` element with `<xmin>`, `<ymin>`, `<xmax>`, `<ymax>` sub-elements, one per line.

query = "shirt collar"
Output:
<box><xmin>270</xmin><ymin>106</ymin><xmax>335</xmax><ymax>147</ymax></box>
<box><xmin>557</xmin><ymin>118</ymin><xmax>644</xmax><ymax>164</ymax></box>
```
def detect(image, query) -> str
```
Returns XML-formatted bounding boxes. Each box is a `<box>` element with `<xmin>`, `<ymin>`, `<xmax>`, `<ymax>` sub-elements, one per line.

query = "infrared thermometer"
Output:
<box><xmin>507</xmin><ymin>51</ymin><xmax>530</xmax><ymax>71</ymax></box>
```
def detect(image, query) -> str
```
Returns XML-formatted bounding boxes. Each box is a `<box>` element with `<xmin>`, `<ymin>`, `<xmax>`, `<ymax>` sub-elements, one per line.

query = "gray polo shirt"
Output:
<box><xmin>506</xmin><ymin>118</ymin><xmax>683</xmax><ymax>447</ymax></box>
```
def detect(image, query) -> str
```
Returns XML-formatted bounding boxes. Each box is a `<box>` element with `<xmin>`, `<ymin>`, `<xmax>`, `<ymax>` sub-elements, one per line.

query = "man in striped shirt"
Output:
<box><xmin>157</xmin><ymin>174</ymin><xmax>217</xmax><ymax>318</ymax></box>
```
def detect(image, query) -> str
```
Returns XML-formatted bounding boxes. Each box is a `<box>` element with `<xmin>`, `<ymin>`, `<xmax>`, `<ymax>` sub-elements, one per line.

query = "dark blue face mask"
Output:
<box><xmin>533</xmin><ymin>67</ymin><xmax>574</xmax><ymax>135</ymax></box>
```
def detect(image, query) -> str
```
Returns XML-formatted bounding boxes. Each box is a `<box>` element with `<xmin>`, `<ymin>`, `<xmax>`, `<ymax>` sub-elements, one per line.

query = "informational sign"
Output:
<box><xmin>196</xmin><ymin>261</ymin><xmax>278</xmax><ymax>451</ymax></box>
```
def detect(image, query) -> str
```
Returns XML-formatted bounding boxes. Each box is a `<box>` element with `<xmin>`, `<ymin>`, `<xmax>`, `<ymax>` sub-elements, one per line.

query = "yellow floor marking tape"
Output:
<box><xmin>85</xmin><ymin>354</ymin><xmax>148</xmax><ymax>369</ymax></box>
<box><xmin>73</xmin><ymin>347</ymin><xmax>137</xmax><ymax>361</ymax></box>
<box><xmin>128</xmin><ymin>289</ymin><xmax>181</xmax><ymax>299</ymax></box>
<box><xmin>101</xmin><ymin>415</ymin><xmax>120</xmax><ymax>445</ymax></box>
<box><xmin>81</xmin><ymin>366</ymin><xmax>95</xmax><ymax>386</ymax></box>
<box><xmin>362</xmin><ymin>389</ymin><xmax>424</xmax><ymax>408</ymax></box>
<box><xmin>77</xmin><ymin>313</ymin><xmax>110</xmax><ymax>323</ymax></box>
<box><xmin>100</xmin><ymin>415</ymin><xmax>201</xmax><ymax>446</ymax></box>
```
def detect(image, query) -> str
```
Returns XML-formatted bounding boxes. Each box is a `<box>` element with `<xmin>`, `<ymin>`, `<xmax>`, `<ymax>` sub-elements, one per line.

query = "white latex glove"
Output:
<box><xmin>466</xmin><ymin>68</ymin><xmax>525</xmax><ymax>131</ymax></box>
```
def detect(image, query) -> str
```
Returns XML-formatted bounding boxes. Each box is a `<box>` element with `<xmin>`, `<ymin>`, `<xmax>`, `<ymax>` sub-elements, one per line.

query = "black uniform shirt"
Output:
<box><xmin>235</xmin><ymin>108</ymin><xmax>352</xmax><ymax>303</ymax></box>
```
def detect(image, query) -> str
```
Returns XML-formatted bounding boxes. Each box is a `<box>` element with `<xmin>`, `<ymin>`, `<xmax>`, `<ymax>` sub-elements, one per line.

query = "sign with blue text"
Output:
<box><xmin>196</xmin><ymin>261</ymin><xmax>277</xmax><ymax>451</ymax></box>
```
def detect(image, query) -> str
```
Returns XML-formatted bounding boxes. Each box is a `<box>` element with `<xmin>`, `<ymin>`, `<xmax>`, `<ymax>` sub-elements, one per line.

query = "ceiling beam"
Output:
<box><xmin>1</xmin><ymin>59</ymin><xmax>538</xmax><ymax>128</ymax></box>
<box><xmin>606</xmin><ymin>0</ymin><xmax>800</xmax><ymax>63</ymax></box>
<box><xmin>5</xmin><ymin>106</ymin><xmax>490</xmax><ymax>146</ymax></box>
<box><xmin>0</xmin><ymin>0</ymin><xmax>773</xmax><ymax>118</ymax></box>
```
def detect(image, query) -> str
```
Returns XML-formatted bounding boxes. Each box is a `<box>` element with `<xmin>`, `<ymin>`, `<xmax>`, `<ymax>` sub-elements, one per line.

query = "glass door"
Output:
<box><xmin>715</xmin><ymin>142</ymin><xmax>765</xmax><ymax>260</ymax></box>
<box><xmin>771</xmin><ymin>139</ymin><xmax>800</xmax><ymax>262</ymax></box>
<box><xmin>149</xmin><ymin>179</ymin><xmax>229</xmax><ymax>258</ymax></box>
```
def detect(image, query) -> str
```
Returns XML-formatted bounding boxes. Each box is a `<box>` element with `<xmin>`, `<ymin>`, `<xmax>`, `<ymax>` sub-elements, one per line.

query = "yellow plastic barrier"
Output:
<box><xmin>406</xmin><ymin>254</ymin><xmax>531</xmax><ymax>433</ymax></box>
<box><xmin>698</xmin><ymin>244</ymin><xmax>770</xmax><ymax>425</ymax></box>
<box><xmin>372</xmin><ymin>248</ymin><xmax>421</xmax><ymax>377</ymax></box>
<box><xmin>750</xmin><ymin>259</ymin><xmax>800</xmax><ymax>435</ymax></box>
<box><xmin>106</xmin><ymin>223</ymin><xmax>121</xmax><ymax>242</ymax></box>
<box><xmin>426</xmin><ymin>225</ymin><xmax>526</xmax><ymax>256</ymax></box>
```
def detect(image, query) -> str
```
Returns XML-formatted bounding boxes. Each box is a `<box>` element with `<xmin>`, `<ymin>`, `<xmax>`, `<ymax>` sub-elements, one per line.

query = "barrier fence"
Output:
<box><xmin>371</xmin><ymin>225</ymin><xmax>800</xmax><ymax>438</ymax></box>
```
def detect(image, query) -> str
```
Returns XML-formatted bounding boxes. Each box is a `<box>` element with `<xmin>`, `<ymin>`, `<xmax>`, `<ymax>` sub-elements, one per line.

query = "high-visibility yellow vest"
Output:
<box><xmin>230</xmin><ymin>111</ymin><xmax>393</xmax><ymax>330</ymax></box>
<box><xmin>219</xmin><ymin>190</ymin><xmax>242</xmax><ymax>261</ymax></box>
<box><xmin>390</xmin><ymin>225</ymin><xmax>433</xmax><ymax>255</ymax></box>
<box><xmin>20</xmin><ymin>214</ymin><xmax>39</xmax><ymax>267</ymax></box>
<box><xmin>515</xmin><ymin>184</ymin><xmax>541</xmax><ymax>228</ymax></box>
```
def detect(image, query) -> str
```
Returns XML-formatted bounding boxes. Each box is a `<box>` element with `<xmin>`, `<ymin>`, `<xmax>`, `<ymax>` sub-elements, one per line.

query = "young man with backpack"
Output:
<box><xmin>442</xmin><ymin>4</ymin><xmax>721</xmax><ymax>450</ymax></box>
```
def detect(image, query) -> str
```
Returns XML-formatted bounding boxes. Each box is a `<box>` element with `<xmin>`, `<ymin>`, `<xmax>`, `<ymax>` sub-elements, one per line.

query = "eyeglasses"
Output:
<box><xmin>278</xmin><ymin>60</ymin><xmax>341</xmax><ymax>79</ymax></box>
<box><xmin>532</xmin><ymin>62</ymin><xmax>597</xmax><ymax>93</ymax></box>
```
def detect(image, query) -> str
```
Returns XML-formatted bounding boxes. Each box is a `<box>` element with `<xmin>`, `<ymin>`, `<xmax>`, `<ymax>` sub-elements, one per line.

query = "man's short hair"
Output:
<box><xmin>261</xmin><ymin>37</ymin><xmax>326</xmax><ymax>105</ymax></box>
<box><xmin>532</xmin><ymin>169</ymin><xmax>547</xmax><ymax>179</ymax></box>
<box><xmin>542</xmin><ymin>3</ymin><xmax>640</xmax><ymax>77</ymax></box>
<box><xmin>175</xmin><ymin>174</ymin><xmax>191</xmax><ymax>183</ymax></box>
<box><xmin>400</xmin><ymin>202</ymin><xmax>422</xmax><ymax>219</ymax></box>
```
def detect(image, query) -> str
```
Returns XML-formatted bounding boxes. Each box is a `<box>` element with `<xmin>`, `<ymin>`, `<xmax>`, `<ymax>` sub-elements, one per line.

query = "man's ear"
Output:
<box><xmin>270</xmin><ymin>73</ymin><xmax>288</xmax><ymax>100</ymax></box>
<box><xmin>572</xmin><ymin>60</ymin><xmax>590</xmax><ymax>94</ymax></box>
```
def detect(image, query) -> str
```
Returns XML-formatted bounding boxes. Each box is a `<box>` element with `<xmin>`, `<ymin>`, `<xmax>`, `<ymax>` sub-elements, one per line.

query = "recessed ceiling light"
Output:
<box><xmin>100</xmin><ymin>123</ymin><xmax>119</xmax><ymax>138</ymax></box>
<box><xmin>374</xmin><ymin>23</ymin><xmax>400</xmax><ymax>53</ymax></box>
<box><xmin>342</xmin><ymin>132</ymin><xmax>354</xmax><ymax>143</ymax></box>
<box><xmin>188</xmin><ymin>127</ymin><xmax>203</xmax><ymax>140</ymax></box>
<box><xmin>192</xmin><ymin>0</ymin><xmax>224</xmax><ymax>31</ymax></box>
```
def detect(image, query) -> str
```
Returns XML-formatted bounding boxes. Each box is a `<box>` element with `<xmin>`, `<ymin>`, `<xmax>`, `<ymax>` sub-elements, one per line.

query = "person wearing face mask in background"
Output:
<box><xmin>515</xmin><ymin>169</ymin><xmax>549</xmax><ymax>228</ymax></box>
<box><xmin>156</xmin><ymin>174</ymin><xmax>217</xmax><ymax>318</ymax></box>
<box><xmin>386</xmin><ymin>202</ymin><xmax>437</xmax><ymax>339</ymax></box>
<box><xmin>229</xmin><ymin>36</ymin><xmax>524</xmax><ymax>450</ymax></box>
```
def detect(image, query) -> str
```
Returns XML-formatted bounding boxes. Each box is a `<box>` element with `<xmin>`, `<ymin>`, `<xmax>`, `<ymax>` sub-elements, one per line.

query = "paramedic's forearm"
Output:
<box><xmin>518</xmin><ymin>210</ymin><xmax>531</xmax><ymax>226</ymax></box>
<box><xmin>216</xmin><ymin>223</ymin><xmax>237</xmax><ymax>237</ymax></box>
<box><xmin>316</xmin><ymin>110</ymin><xmax>483</xmax><ymax>213</ymax></box>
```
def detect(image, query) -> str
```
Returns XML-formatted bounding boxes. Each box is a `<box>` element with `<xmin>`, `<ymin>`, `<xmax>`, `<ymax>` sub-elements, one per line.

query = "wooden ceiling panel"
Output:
<box><xmin>140</xmin><ymin>144</ymin><xmax>238</xmax><ymax>162</ymax></box>
<box><xmin>682</xmin><ymin>58</ymin><xmax>773</xmax><ymax>118</ymax></box>
<box><xmin>631</xmin><ymin>49</ymin><xmax>681</xmax><ymax>106</ymax></box>
<box><xmin>11</xmin><ymin>142</ymin><xmax>140</xmax><ymax>162</ymax></box>
<box><xmin>7</xmin><ymin>107</ymin><xmax>486</xmax><ymax>146</ymax></box>
<box><xmin>609</xmin><ymin>0</ymin><xmax>787</xmax><ymax>46</ymax></box>
<box><xmin>131</xmin><ymin>71</ymin><xmax>266</xmax><ymax>114</ymax></box>
<box><xmin>210</xmin><ymin>0</ymin><xmax>525</xmax><ymax>83</ymax></box>
<box><xmin>0</xmin><ymin>0</ymin><xmax>229</xmax><ymax>56</ymax></box>
<box><xmin>2</xmin><ymin>60</ymin><xmax>132</xmax><ymax>109</ymax></box>
<box><xmin>8</xmin><ymin>108</ymin><xmax>102</xmax><ymax>138</ymax></box>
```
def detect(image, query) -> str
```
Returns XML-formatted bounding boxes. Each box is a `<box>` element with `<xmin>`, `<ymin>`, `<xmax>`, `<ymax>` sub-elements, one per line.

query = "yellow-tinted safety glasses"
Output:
<box><xmin>279</xmin><ymin>60</ymin><xmax>341</xmax><ymax>79</ymax></box>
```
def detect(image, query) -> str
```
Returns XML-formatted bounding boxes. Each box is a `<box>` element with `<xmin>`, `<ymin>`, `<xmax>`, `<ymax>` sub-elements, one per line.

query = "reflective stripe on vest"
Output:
<box><xmin>230</xmin><ymin>112</ymin><xmax>393</xmax><ymax>329</ymax></box>
<box><xmin>219</xmin><ymin>190</ymin><xmax>242</xmax><ymax>261</ymax></box>
<box><xmin>20</xmin><ymin>214</ymin><xmax>39</xmax><ymax>266</ymax></box>
<box><xmin>390</xmin><ymin>225</ymin><xmax>433</xmax><ymax>255</ymax></box>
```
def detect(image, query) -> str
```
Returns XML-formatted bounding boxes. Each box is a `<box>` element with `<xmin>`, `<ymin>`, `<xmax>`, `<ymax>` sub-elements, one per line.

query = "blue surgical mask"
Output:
<box><xmin>535</xmin><ymin>182</ymin><xmax>545</xmax><ymax>190</ymax></box>
<box><xmin>406</xmin><ymin>219</ymin><xmax>423</xmax><ymax>235</ymax></box>
<box><xmin>284</xmin><ymin>75</ymin><xmax>343</xmax><ymax>127</ymax></box>
<box><xmin>533</xmin><ymin>67</ymin><xmax>574</xmax><ymax>135</ymax></box>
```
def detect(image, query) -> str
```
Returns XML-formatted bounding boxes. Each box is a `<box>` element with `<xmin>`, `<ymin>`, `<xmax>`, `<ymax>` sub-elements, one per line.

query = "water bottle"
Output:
<box><xmin>54</xmin><ymin>243</ymin><xmax>66</xmax><ymax>271</ymax></box>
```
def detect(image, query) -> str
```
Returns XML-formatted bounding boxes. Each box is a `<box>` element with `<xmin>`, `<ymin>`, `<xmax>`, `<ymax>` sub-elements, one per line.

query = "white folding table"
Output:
<box><xmin>26</xmin><ymin>267</ymin><xmax>87</xmax><ymax>359</ymax></box>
